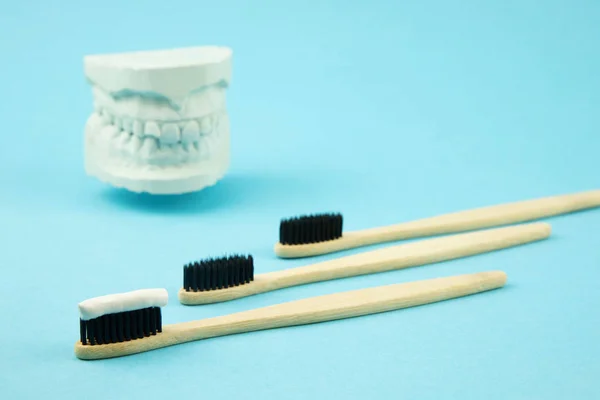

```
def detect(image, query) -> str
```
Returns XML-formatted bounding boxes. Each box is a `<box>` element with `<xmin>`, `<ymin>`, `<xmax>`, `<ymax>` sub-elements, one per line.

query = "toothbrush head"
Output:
<box><xmin>279</xmin><ymin>213</ymin><xmax>343</xmax><ymax>245</ymax></box>
<box><xmin>183</xmin><ymin>255</ymin><xmax>254</xmax><ymax>292</ymax></box>
<box><xmin>78</xmin><ymin>288</ymin><xmax>167</xmax><ymax>346</ymax></box>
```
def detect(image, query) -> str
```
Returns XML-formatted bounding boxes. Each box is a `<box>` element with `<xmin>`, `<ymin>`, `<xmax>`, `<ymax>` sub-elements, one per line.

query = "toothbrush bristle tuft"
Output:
<box><xmin>79</xmin><ymin>307</ymin><xmax>162</xmax><ymax>346</ymax></box>
<box><xmin>279</xmin><ymin>213</ymin><xmax>343</xmax><ymax>245</ymax></box>
<box><xmin>183</xmin><ymin>254</ymin><xmax>254</xmax><ymax>292</ymax></box>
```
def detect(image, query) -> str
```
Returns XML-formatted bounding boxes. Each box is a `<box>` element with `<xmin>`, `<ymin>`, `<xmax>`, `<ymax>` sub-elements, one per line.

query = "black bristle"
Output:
<box><xmin>143</xmin><ymin>308</ymin><xmax>151</xmax><ymax>336</ymax></box>
<box><xmin>301</xmin><ymin>218</ymin><xmax>311</xmax><ymax>244</ymax></box>
<box><xmin>210</xmin><ymin>263</ymin><xmax>218</xmax><ymax>290</ymax></box>
<box><xmin>233</xmin><ymin>258</ymin><xmax>240</xmax><ymax>286</ymax></box>
<box><xmin>244</xmin><ymin>262</ymin><xmax>250</xmax><ymax>283</ymax></box>
<box><xmin>123</xmin><ymin>311</ymin><xmax>131</xmax><ymax>341</ymax></box>
<box><xmin>279</xmin><ymin>213</ymin><xmax>344</xmax><ymax>245</ymax></box>
<box><xmin>203</xmin><ymin>261</ymin><xmax>211</xmax><ymax>290</ymax></box>
<box><xmin>149</xmin><ymin>307</ymin><xmax>157</xmax><ymax>335</ymax></box>
<box><xmin>109</xmin><ymin>314</ymin><xmax>118</xmax><ymax>343</ymax></box>
<box><xmin>291</xmin><ymin>219</ymin><xmax>301</xmax><ymax>244</ymax></box>
<box><xmin>183</xmin><ymin>264</ymin><xmax>189</xmax><ymax>291</ymax></box>
<box><xmin>103</xmin><ymin>315</ymin><xmax>110</xmax><ymax>343</ymax></box>
<box><xmin>228</xmin><ymin>259</ymin><xmax>235</xmax><ymax>287</ymax></box>
<box><xmin>248</xmin><ymin>255</ymin><xmax>254</xmax><ymax>281</ymax></box>
<box><xmin>130</xmin><ymin>310</ymin><xmax>138</xmax><ymax>340</ymax></box>
<box><xmin>216</xmin><ymin>261</ymin><xmax>223</xmax><ymax>289</ymax></box>
<box><xmin>323</xmin><ymin>216</ymin><xmax>332</xmax><ymax>241</ymax></box>
<box><xmin>156</xmin><ymin>307</ymin><xmax>162</xmax><ymax>332</ymax></box>
<box><xmin>79</xmin><ymin>306</ymin><xmax>164</xmax><ymax>346</ymax></box>
<box><xmin>80</xmin><ymin>319</ymin><xmax>87</xmax><ymax>345</ymax></box>
<box><xmin>116</xmin><ymin>313</ymin><xmax>124</xmax><ymax>342</ymax></box>
<box><xmin>191</xmin><ymin>263</ymin><xmax>198</xmax><ymax>292</ymax></box>
<box><xmin>182</xmin><ymin>255</ymin><xmax>255</xmax><ymax>292</ymax></box>
<box><xmin>87</xmin><ymin>320</ymin><xmax>95</xmax><ymax>345</ymax></box>
<box><xmin>221</xmin><ymin>261</ymin><xmax>228</xmax><ymax>289</ymax></box>
<box><xmin>237</xmin><ymin>256</ymin><xmax>242</xmax><ymax>282</ymax></box>
<box><xmin>136</xmin><ymin>310</ymin><xmax>144</xmax><ymax>339</ymax></box>
<box><xmin>197</xmin><ymin>263</ymin><xmax>205</xmax><ymax>291</ymax></box>
<box><xmin>95</xmin><ymin>317</ymin><xmax>104</xmax><ymax>345</ymax></box>
<box><xmin>312</xmin><ymin>216</ymin><xmax>322</xmax><ymax>243</ymax></box>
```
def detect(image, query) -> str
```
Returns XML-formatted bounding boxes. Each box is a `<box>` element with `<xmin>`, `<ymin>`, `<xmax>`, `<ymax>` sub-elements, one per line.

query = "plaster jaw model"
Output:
<box><xmin>83</xmin><ymin>46</ymin><xmax>232</xmax><ymax>194</ymax></box>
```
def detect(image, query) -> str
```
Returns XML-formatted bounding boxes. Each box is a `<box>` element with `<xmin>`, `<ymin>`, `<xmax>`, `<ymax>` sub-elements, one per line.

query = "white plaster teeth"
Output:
<box><xmin>153</xmin><ymin>143</ymin><xmax>174</xmax><ymax>165</ymax></box>
<box><xmin>144</xmin><ymin>121</ymin><xmax>161</xmax><ymax>138</ymax></box>
<box><xmin>117</xmin><ymin>131</ymin><xmax>132</xmax><ymax>149</ymax></box>
<box><xmin>198</xmin><ymin>138</ymin><xmax>210</xmax><ymax>159</ymax></box>
<box><xmin>116</xmin><ymin>118</ymin><xmax>125</xmax><ymax>133</ymax></box>
<box><xmin>139</xmin><ymin>137</ymin><xmax>158</xmax><ymax>158</ymax></box>
<box><xmin>122</xmin><ymin>118</ymin><xmax>133</xmax><ymax>134</ymax></box>
<box><xmin>87</xmin><ymin>113</ymin><xmax>103</xmax><ymax>131</ymax></box>
<box><xmin>181</xmin><ymin>120</ymin><xmax>200</xmax><ymax>143</ymax></box>
<box><xmin>100</xmin><ymin>124</ymin><xmax>119</xmax><ymax>139</ymax></box>
<box><xmin>199</xmin><ymin>116</ymin><xmax>212</xmax><ymax>135</ymax></box>
<box><xmin>182</xmin><ymin>142</ymin><xmax>193</xmax><ymax>152</ymax></box>
<box><xmin>205</xmin><ymin>135</ymin><xmax>216</xmax><ymax>156</ymax></box>
<box><xmin>100</xmin><ymin>110</ymin><xmax>111</xmax><ymax>125</ymax></box>
<box><xmin>84</xmin><ymin>46</ymin><xmax>233</xmax><ymax>194</ymax></box>
<box><xmin>129</xmin><ymin>135</ymin><xmax>143</xmax><ymax>152</ymax></box>
<box><xmin>132</xmin><ymin>120</ymin><xmax>144</xmax><ymax>137</ymax></box>
<box><xmin>161</xmin><ymin>123</ymin><xmax>180</xmax><ymax>144</ymax></box>
<box><xmin>99</xmin><ymin>113</ymin><xmax>218</xmax><ymax>144</ymax></box>
<box><xmin>93</xmin><ymin>110</ymin><xmax>222</xmax><ymax>163</ymax></box>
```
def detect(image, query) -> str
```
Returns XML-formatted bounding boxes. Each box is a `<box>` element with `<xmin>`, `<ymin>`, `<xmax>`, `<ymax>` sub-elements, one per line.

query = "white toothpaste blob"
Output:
<box><xmin>78</xmin><ymin>288</ymin><xmax>168</xmax><ymax>321</ymax></box>
<box><xmin>83</xmin><ymin>46</ymin><xmax>233</xmax><ymax>194</ymax></box>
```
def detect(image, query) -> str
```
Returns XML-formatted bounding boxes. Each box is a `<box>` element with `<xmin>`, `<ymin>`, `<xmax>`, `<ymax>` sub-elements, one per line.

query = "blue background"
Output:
<box><xmin>1</xmin><ymin>0</ymin><xmax>599</xmax><ymax>398</ymax></box>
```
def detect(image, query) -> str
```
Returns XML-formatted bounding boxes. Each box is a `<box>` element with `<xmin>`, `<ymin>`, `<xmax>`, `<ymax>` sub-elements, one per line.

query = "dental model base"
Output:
<box><xmin>76</xmin><ymin>271</ymin><xmax>506</xmax><ymax>360</ymax></box>
<box><xmin>178</xmin><ymin>222</ymin><xmax>549</xmax><ymax>305</ymax></box>
<box><xmin>83</xmin><ymin>46</ymin><xmax>232</xmax><ymax>194</ymax></box>
<box><xmin>275</xmin><ymin>189</ymin><xmax>600</xmax><ymax>258</ymax></box>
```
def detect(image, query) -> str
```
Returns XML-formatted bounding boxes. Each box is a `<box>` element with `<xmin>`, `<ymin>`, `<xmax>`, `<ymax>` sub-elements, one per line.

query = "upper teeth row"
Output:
<box><xmin>97</xmin><ymin>109</ymin><xmax>216</xmax><ymax>144</ymax></box>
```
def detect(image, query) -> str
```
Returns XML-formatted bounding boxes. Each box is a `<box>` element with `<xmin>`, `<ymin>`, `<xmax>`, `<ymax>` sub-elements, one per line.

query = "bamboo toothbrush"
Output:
<box><xmin>275</xmin><ymin>189</ymin><xmax>600</xmax><ymax>258</ymax></box>
<box><xmin>178</xmin><ymin>222</ymin><xmax>549</xmax><ymax>305</ymax></box>
<box><xmin>76</xmin><ymin>270</ymin><xmax>507</xmax><ymax>360</ymax></box>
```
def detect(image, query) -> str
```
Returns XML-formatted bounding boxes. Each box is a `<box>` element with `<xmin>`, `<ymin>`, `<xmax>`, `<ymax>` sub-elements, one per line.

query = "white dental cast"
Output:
<box><xmin>83</xmin><ymin>46</ymin><xmax>233</xmax><ymax>194</ymax></box>
<box><xmin>78</xmin><ymin>288</ymin><xmax>168</xmax><ymax>320</ymax></box>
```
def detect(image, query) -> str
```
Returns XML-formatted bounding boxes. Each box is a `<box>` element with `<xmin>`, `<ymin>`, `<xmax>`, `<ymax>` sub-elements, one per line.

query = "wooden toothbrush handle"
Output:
<box><xmin>76</xmin><ymin>271</ymin><xmax>506</xmax><ymax>360</ymax></box>
<box><xmin>275</xmin><ymin>190</ymin><xmax>599</xmax><ymax>258</ymax></box>
<box><xmin>177</xmin><ymin>270</ymin><xmax>507</xmax><ymax>341</ymax></box>
<box><xmin>267</xmin><ymin>222</ymin><xmax>548</xmax><ymax>290</ymax></box>
<box><xmin>356</xmin><ymin>190</ymin><xmax>600</xmax><ymax>245</ymax></box>
<box><xmin>179</xmin><ymin>222</ymin><xmax>548</xmax><ymax>305</ymax></box>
